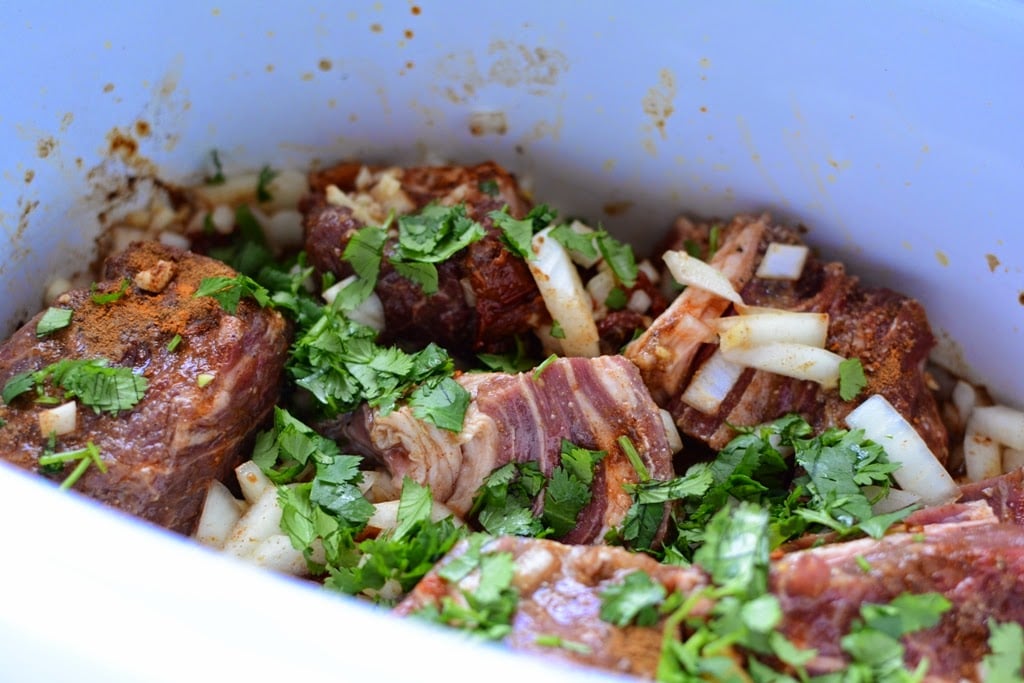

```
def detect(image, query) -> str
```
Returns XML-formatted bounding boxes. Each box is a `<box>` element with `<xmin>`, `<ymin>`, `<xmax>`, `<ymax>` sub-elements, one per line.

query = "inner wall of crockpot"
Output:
<box><xmin>3</xmin><ymin>2</ymin><xmax>1022</xmax><ymax>405</ymax></box>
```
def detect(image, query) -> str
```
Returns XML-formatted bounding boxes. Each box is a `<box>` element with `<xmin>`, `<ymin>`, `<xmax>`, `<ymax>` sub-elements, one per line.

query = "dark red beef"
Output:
<box><xmin>394</xmin><ymin>535</ymin><xmax>709</xmax><ymax>679</ymax></box>
<box><xmin>397</xmin><ymin>507</ymin><xmax>1023</xmax><ymax>681</ymax></box>
<box><xmin>773</xmin><ymin>519</ymin><xmax>1024</xmax><ymax>681</ymax></box>
<box><xmin>960</xmin><ymin>466</ymin><xmax>1024</xmax><ymax>526</ymax></box>
<box><xmin>0</xmin><ymin>242</ymin><xmax>289</xmax><ymax>534</ymax></box>
<box><xmin>667</xmin><ymin>218</ymin><xmax>949</xmax><ymax>463</ymax></box>
<box><xmin>341</xmin><ymin>356</ymin><xmax>675</xmax><ymax>544</ymax></box>
<box><xmin>302</xmin><ymin>161</ymin><xmax>546</xmax><ymax>354</ymax></box>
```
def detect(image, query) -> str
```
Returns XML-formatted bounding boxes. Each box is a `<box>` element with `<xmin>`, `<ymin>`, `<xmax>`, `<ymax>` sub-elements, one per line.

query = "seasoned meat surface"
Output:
<box><xmin>660</xmin><ymin>215</ymin><xmax>948</xmax><ymax>462</ymax></box>
<box><xmin>394</xmin><ymin>535</ymin><xmax>709</xmax><ymax>679</ymax></box>
<box><xmin>340</xmin><ymin>356</ymin><xmax>675</xmax><ymax>544</ymax></box>
<box><xmin>398</xmin><ymin>504</ymin><xmax>1022</xmax><ymax>681</ymax></box>
<box><xmin>302</xmin><ymin>161</ymin><xmax>546</xmax><ymax>354</ymax></box>
<box><xmin>0</xmin><ymin>242</ymin><xmax>289</xmax><ymax>533</ymax></box>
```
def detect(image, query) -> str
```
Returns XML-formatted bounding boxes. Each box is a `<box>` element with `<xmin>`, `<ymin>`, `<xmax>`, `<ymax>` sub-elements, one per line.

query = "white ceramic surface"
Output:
<box><xmin>2</xmin><ymin>2</ymin><xmax>1023</xmax><ymax>681</ymax></box>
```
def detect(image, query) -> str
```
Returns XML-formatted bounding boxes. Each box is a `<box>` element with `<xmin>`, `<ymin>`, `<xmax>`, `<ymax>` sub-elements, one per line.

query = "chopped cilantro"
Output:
<box><xmin>202</xmin><ymin>212</ymin><xmax>216</xmax><ymax>236</ymax></box>
<box><xmin>37</xmin><ymin>440</ymin><xmax>106</xmax><ymax>490</ymax></box>
<box><xmin>489</xmin><ymin>209</ymin><xmax>535</xmax><ymax>260</ymax></box>
<box><xmin>984</xmin><ymin>619</ymin><xmax>1024</xmax><ymax>683</ymax></box>
<box><xmin>605</xmin><ymin>287</ymin><xmax>628</xmax><ymax>311</ymax></box>
<box><xmin>166</xmin><ymin>334</ymin><xmax>182</xmax><ymax>352</ymax></box>
<box><xmin>196</xmin><ymin>373</ymin><xmax>215</xmax><ymax>388</ymax></box>
<box><xmin>335</xmin><ymin>225</ymin><xmax>387</xmax><ymax>310</ymax></box>
<box><xmin>206</xmin><ymin>149</ymin><xmax>226</xmax><ymax>185</ymax></box>
<box><xmin>532</xmin><ymin>354</ymin><xmax>558</xmax><ymax>380</ymax></box>
<box><xmin>90</xmin><ymin>278</ymin><xmax>130</xmax><ymax>305</ymax></box>
<box><xmin>550</xmin><ymin>224</ymin><xmax>598</xmax><ymax>261</ymax></box>
<box><xmin>413</xmin><ymin>547</ymin><xmax>518</xmax><ymax>640</ymax></box>
<box><xmin>599</xmin><ymin>570</ymin><xmax>667</xmax><ymax>627</ymax></box>
<box><xmin>256</xmin><ymin>165</ymin><xmax>278</xmax><ymax>202</ymax></box>
<box><xmin>477</xmin><ymin>178</ymin><xmax>500</xmax><ymax>196</ymax></box>
<box><xmin>390</xmin><ymin>204</ymin><xmax>485</xmax><ymax>291</ymax></box>
<box><xmin>234</xmin><ymin>204</ymin><xmax>266</xmax><ymax>244</ymax></box>
<box><xmin>595</xmin><ymin>231</ymin><xmax>638</xmax><ymax>288</ymax></box>
<box><xmin>534</xmin><ymin>634</ymin><xmax>592</xmax><ymax>654</ymax></box>
<box><xmin>475</xmin><ymin>337</ymin><xmax>537</xmax><ymax>373</ymax></box>
<box><xmin>409</xmin><ymin>376</ymin><xmax>471</xmax><ymax>432</ymax></box>
<box><xmin>550</xmin><ymin>320</ymin><xmax>565</xmax><ymax>339</ymax></box>
<box><xmin>194</xmin><ymin>274</ymin><xmax>272</xmax><ymax>314</ymax></box>
<box><xmin>839</xmin><ymin>357</ymin><xmax>868</xmax><ymax>401</ymax></box>
<box><xmin>470</xmin><ymin>440</ymin><xmax>604</xmax><ymax>540</ymax></box>
<box><xmin>707</xmin><ymin>224</ymin><xmax>722</xmax><ymax>259</ymax></box>
<box><xmin>36</xmin><ymin>307</ymin><xmax>73</xmax><ymax>337</ymax></box>
<box><xmin>3</xmin><ymin>358</ymin><xmax>147</xmax><ymax>414</ymax></box>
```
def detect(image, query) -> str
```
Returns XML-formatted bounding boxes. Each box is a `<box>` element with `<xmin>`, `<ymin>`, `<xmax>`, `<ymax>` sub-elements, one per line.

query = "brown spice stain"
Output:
<box><xmin>487</xmin><ymin>41</ymin><xmax>569</xmax><ymax>90</ymax></box>
<box><xmin>266</xmin><ymin>64</ymin><xmax>275</xmax><ymax>73</ymax></box>
<box><xmin>406</xmin><ymin>60</ymin><xmax>415</xmax><ymax>70</ymax></box>
<box><xmin>404</xmin><ymin>29</ymin><xmax>414</xmax><ymax>39</ymax></box>
<box><xmin>411</xmin><ymin>4</ymin><xmax>421</xmax><ymax>15</ymax></box>
<box><xmin>370</xmin><ymin>22</ymin><xmax>383</xmax><ymax>33</ymax></box>
<box><xmin>36</xmin><ymin>137</ymin><xmax>56</xmax><ymax>159</ymax></box>
<box><xmin>641</xmin><ymin>68</ymin><xmax>677</xmax><ymax>140</ymax></box>
<box><xmin>935</xmin><ymin>250</ymin><xmax>949</xmax><ymax>267</ymax></box>
<box><xmin>60</xmin><ymin>112</ymin><xmax>74</xmax><ymax>132</ymax></box>
<box><xmin>302</xmin><ymin>72</ymin><xmax>314</xmax><ymax>82</ymax></box>
<box><xmin>134</xmin><ymin>120</ymin><xmax>152</xmax><ymax>138</ymax></box>
<box><xmin>103</xmin><ymin>83</ymin><xmax>115</xmax><ymax>93</ymax></box>
<box><xmin>986</xmin><ymin>254</ymin><xmax>1000</xmax><ymax>272</ymax></box>
<box><xmin>602</xmin><ymin>200</ymin><xmax>634</xmax><ymax>217</ymax></box>
<box><xmin>1019</xmin><ymin>292</ymin><xmax>1024</xmax><ymax>307</ymax></box>
<box><xmin>318</xmin><ymin>59</ymin><xmax>332</xmax><ymax>72</ymax></box>
<box><xmin>24</xmin><ymin>170</ymin><xmax>34</xmax><ymax>184</ymax></box>
<box><xmin>468</xmin><ymin>110</ymin><xmax>508</xmax><ymax>137</ymax></box>
<box><xmin>699</xmin><ymin>106</ymin><xmax>708</xmax><ymax>113</ymax></box>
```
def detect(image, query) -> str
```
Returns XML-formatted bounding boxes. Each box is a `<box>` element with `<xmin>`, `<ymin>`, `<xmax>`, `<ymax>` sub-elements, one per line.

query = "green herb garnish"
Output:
<box><xmin>839</xmin><ymin>357</ymin><xmax>868</xmax><ymax>401</ymax></box>
<box><xmin>256</xmin><ymin>165</ymin><xmax>278</xmax><ymax>202</ymax></box>
<box><xmin>37</xmin><ymin>440</ymin><xmax>106</xmax><ymax>490</ymax></box>
<box><xmin>90</xmin><ymin>278</ymin><xmax>130</xmax><ymax>305</ymax></box>
<box><xmin>3</xmin><ymin>358</ymin><xmax>147</xmax><ymax>414</ymax></box>
<box><xmin>36</xmin><ymin>307</ymin><xmax>73</xmax><ymax>337</ymax></box>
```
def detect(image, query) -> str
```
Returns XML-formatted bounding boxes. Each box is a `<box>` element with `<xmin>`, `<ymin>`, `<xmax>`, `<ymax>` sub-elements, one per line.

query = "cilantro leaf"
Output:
<box><xmin>37</xmin><ymin>441</ymin><xmax>106</xmax><ymax>490</ymax></box>
<box><xmin>839</xmin><ymin>357</ymin><xmax>868</xmax><ymax>401</ymax></box>
<box><xmin>206</xmin><ymin>149</ymin><xmax>226</xmax><ymax>185</ymax></box>
<box><xmin>414</xmin><ymin>549</ymin><xmax>519</xmax><ymax>640</ymax></box>
<box><xmin>3</xmin><ymin>358</ymin><xmax>147</xmax><ymax>414</ymax></box>
<box><xmin>475</xmin><ymin>337</ymin><xmax>537</xmax><ymax>373</ymax></box>
<box><xmin>36</xmin><ymin>307</ymin><xmax>73</xmax><ymax>337</ymax></box>
<box><xmin>256</xmin><ymin>165</ymin><xmax>278</xmax><ymax>202</ymax></box>
<box><xmin>194</xmin><ymin>274</ymin><xmax>272</xmax><ymax>314</ymax></box>
<box><xmin>234</xmin><ymin>204</ymin><xmax>266</xmax><ymax>245</ymax></box>
<box><xmin>605</xmin><ymin>287</ymin><xmax>628</xmax><ymax>311</ymax></box>
<box><xmin>489</xmin><ymin>209</ymin><xmax>535</xmax><ymax>260</ymax></box>
<box><xmin>394</xmin><ymin>477</ymin><xmax>434</xmax><ymax>542</ymax></box>
<box><xmin>335</xmin><ymin>226</ymin><xmax>387</xmax><ymax>310</ymax></box>
<box><xmin>477</xmin><ymin>178</ymin><xmax>500</xmax><ymax>196</ymax></box>
<box><xmin>984</xmin><ymin>619</ymin><xmax>1024</xmax><ymax>683</ymax></box>
<box><xmin>595</xmin><ymin>231</ymin><xmax>638</xmax><ymax>288</ymax></box>
<box><xmin>550</xmin><ymin>224</ymin><xmax>598</xmax><ymax>261</ymax></box>
<box><xmin>394</xmin><ymin>203</ymin><xmax>485</xmax><ymax>264</ymax></box>
<box><xmin>542</xmin><ymin>466</ymin><xmax>592</xmax><ymax>538</ymax></box>
<box><xmin>90</xmin><ymin>278</ymin><xmax>130</xmax><ymax>305</ymax></box>
<box><xmin>471</xmin><ymin>462</ymin><xmax>546</xmax><ymax>537</ymax></box>
<box><xmin>391</xmin><ymin>260</ymin><xmax>439</xmax><ymax>295</ymax></box>
<box><xmin>409</xmin><ymin>376</ymin><xmax>470</xmax><ymax>432</ymax></box>
<box><xmin>599</xmin><ymin>570</ymin><xmax>667</xmax><ymax>627</ymax></box>
<box><xmin>693</xmin><ymin>502</ymin><xmax>771</xmax><ymax>598</ymax></box>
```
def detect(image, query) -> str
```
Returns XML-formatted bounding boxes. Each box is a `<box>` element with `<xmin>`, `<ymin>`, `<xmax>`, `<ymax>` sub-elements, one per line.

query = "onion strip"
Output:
<box><xmin>844</xmin><ymin>394</ymin><xmax>959</xmax><ymax>505</ymax></box>
<box><xmin>663</xmin><ymin>250</ymin><xmax>743</xmax><ymax>304</ymax></box>
<box><xmin>528</xmin><ymin>227</ymin><xmax>600</xmax><ymax>357</ymax></box>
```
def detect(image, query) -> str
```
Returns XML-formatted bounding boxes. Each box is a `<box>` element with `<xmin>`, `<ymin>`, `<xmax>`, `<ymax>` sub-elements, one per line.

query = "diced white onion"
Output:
<box><xmin>158</xmin><ymin>231</ymin><xmax>191</xmax><ymax>250</ymax></box>
<box><xmin>210</xmin><ymin>205</ymin><xmax>235</xmax><ymax>235</ymax></box>
<box><xmin>194</xmin><ymin>480</ymin><xmax>245</xmax><ymax>549</ymax></box>
<box><xmin>663</xmin><ymin>250</ymin><xmax>743</xmax><ymax>304</ymax></box>
<box><xmin>964</xmin><ymin>422</ymin><xmax>1003</xmax><ymax>482</ymax></box>
<box><xmin>44</xmin><ymin>277</ymin><xmax>73</xmax><ymax>306</ymax></box>
<box><xmin>637</xmin><ymin>259</ymin><xmax>660</xmax><ymax>285</ymax></box>
<box><xmin>755</xmin><ymin>243</ymin><xmax>810</xmax><ymax>280</ymax></box>
<box><xmin>720</xmin><ymin>342</ymin><xmax>843</xmax><ymax>389</ymax></box>
<box><xmin>863</xmin><ymin>486</ymin><xmax>922</xmax><ymax>515</ymax></box>
<box><xmin>365</xmin><ymin>499</ymin><xmax>460</xmax><ymax>534</ymax></box>
<box><xmin>586</xmin><ymin>269</ymin><xmax>616</xmax><ymax>317</ymax></box>
<box><xmin>322</xmin><ymin>276</ymin><xmax>385</xmax><ymax>332</ymax></box>
<box><xmin>222</xmin><ymin>487</ymin><xmax>285</xmax><ymax>559</ymax></box>
<box><xmin>250</xmin><ymin>534</ymin><xmax>309</xmax><ymax>575</ymax></box>
<box><xmin>715</xmin><ymin>312</ymin><xmax>829</xmax><ymax>350</ymax></box>
<box><xmin>528</xmin><ymin>227</ymin><xmax>600</xmax><ymax>357</ymax></box>
<box><xmin>680</xmin><ymin>348</ymin><xmax>745</xmax><ymax>413</ymax></box>
<box><xmin>951</xmin><ymin>380</ymin><xmax>978</xmax><ymax>424</ymax></box>
<box><xmin>1003</xmin><ymin>448</ymin><xmax>1024</xmax><ymax>474</ymax></box>
<box><xmin>110</xmin><ymin>226</ymin><xmax>147</xmax><ymax>253</ymax></box>
<box><xmin>967</xmin><ymin>405</ymin><xmax>1024</xmax><ymax>451</ymax></box>
<box><xmin>659</xmin><ymin>409</ymin><xmax>684</xmax><ymax>453</ymax></box>
<box><xmin>38</xmin><ymin>401</ymin><xmax>76</xmax><ymax>436</ymax></box>
<box><xmin>263</xmin><ymin>209</ymin><xmax>305</xmax><ymax>251</ymax></box>
<box><xmin>194</xmin><ymin>172</ymin><xmax>260</xmax><ymax>207</ymax></box>
<box><xmin>844</xmin><ymin>394</ymin><xmax>959</xmax><ymax>505</ymax></box>
<box><xmin>235</xmin><ymin>460</ymin><xmax>274</xmax><ymax>506</ymax></box>
<box><xmin>263</xmin><ymin>169</ymin><xmax>310</xmax><ymax>211</ymax></box>
<box><xmin>627</xmin><ymin>289</ymin><xmax>652</xmax><ymax>314</ymax></box>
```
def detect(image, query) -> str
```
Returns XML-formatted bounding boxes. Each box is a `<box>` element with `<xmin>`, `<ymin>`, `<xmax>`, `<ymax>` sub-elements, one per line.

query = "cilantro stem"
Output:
<box><xmin>60</xmin><ymin>456</ymin><xmax>93</xmax><ymax>490</ymax></box>
<box><xmin>618</xmin><ymin>435</ymin><xmax>650</xmax><ymax>482</ymax></box>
